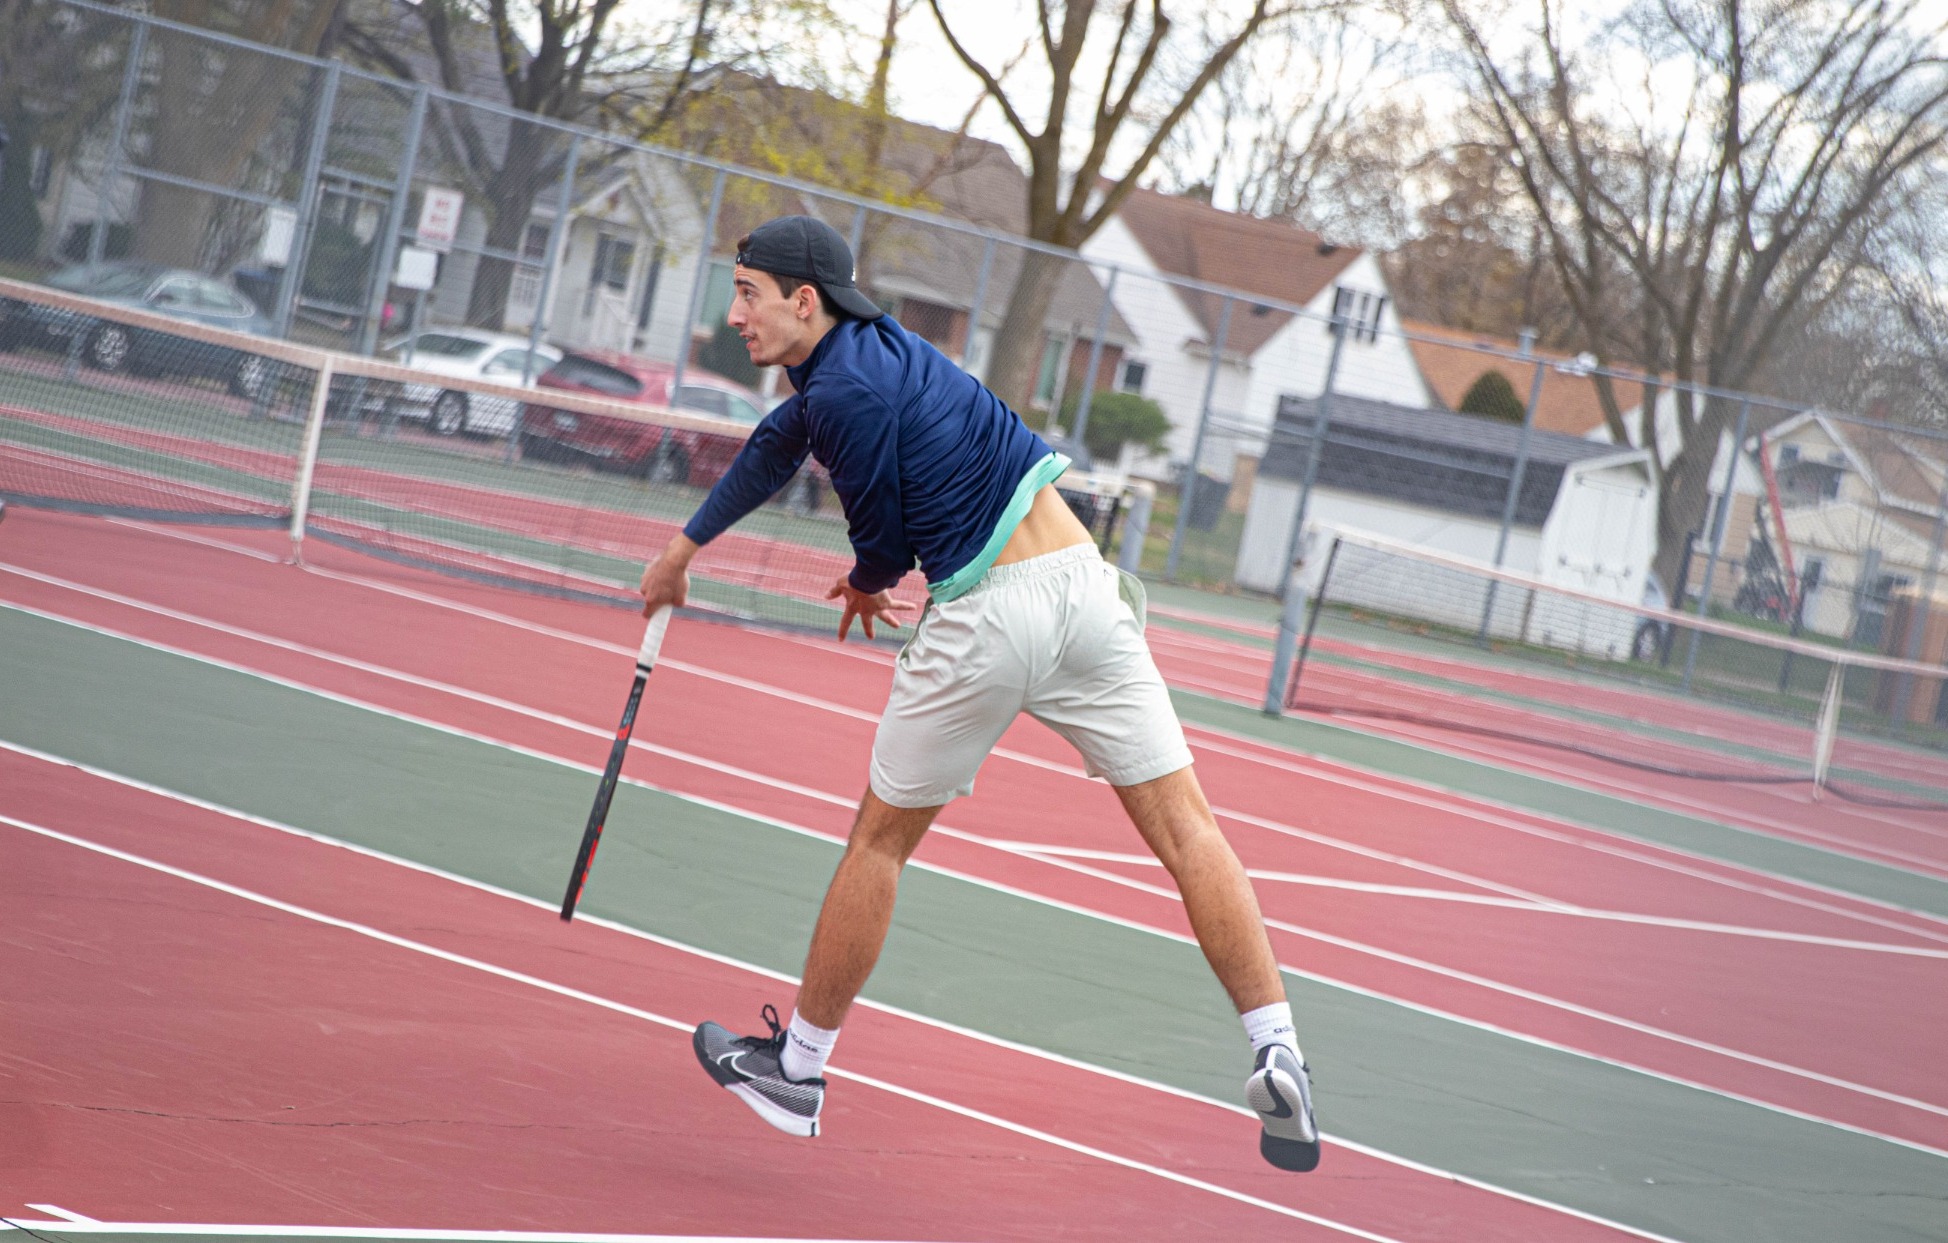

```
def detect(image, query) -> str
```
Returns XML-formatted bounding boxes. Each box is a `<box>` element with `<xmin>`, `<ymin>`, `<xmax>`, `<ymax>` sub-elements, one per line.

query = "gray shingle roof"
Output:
<box><xmin>1257</xmin><ymin>392</ymin><xmax>1632</xmax><ymax>526</ymax></box>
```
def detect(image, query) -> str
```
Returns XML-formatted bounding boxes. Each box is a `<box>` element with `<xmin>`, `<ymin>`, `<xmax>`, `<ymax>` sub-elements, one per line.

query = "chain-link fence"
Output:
<box><xmin>8</xmin><ymin>0</ymin><xmax>1948</xmax><ymax>737</ymax></box>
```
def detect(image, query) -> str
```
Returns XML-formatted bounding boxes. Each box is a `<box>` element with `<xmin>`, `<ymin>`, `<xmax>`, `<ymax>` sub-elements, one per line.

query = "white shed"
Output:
<box><xmin>1237</xmin><ymin>393</ymin><xmax>1660</xmax><ymax>657</ymax></box>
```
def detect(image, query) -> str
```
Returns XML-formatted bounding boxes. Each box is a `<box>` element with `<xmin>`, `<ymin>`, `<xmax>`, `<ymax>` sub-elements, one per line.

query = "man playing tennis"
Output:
<box><xmin>637</xmin><ymin>215</ymin><xmax>1318</xmax><ymax>1171</ymax></box>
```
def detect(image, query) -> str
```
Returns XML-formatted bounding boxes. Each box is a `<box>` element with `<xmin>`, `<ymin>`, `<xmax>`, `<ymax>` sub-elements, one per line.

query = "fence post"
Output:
<box><xmin>1679</xmin><ymin>396</ymin><xmax>1753</xmax><ymax>692</ymax></box>
<box><xmin>88</xmin><ymin>18</ymin><xmax>147</xmax><ymax>267</ymax></box>
<box><xmin>671</xmin><ymin>170</ymin><xmax>727</xmax><ymax>401</ymax></box>
<box><xmin>1476</xmin><ymin>341</ymin><xmax>1546</xmax><ymax>641</ymax></box>
<box><xmin>359</xmin><ymin>85</ymin><xmax>428</xmax><ymax>356</ymax></box>
<box><xmin>1069</xmin><ymin>267</ymin><xmax>1118</xmax><ymax>451</ymax></box>
<box><xmin>288</xmin><ymin>357</ymin><xmax>334</xmax><ymax>564</ymax></box>
<box><xmin>273</xmin><ymin>60</ymin><xmax>341</xmax><ymax>340</ymax></box>
<box><xmin>962</xmin><ymin>237</ymin><xmax>996</xmax><ymax>375</ymax></box>
<box><xmin>1264</xmin><ymin>315</ymin><xmax>1350</xmax><ymax>713</ymax></box>
<box><xmin>1166</xmin><ymin>295</ymin><xmax>1234</xmax><ymax>581</ymax></box>
<box><xmin>520</xmin><ymin>137</ymin><xmax>581</xmax><ymax>384</ymax></box>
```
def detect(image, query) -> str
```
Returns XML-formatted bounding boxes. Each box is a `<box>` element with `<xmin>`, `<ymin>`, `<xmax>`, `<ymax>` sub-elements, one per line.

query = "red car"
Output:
<box><xmin>517</xmin><ymin>353</ymin><xmax>772</xmax><ymax>485</ymax></box>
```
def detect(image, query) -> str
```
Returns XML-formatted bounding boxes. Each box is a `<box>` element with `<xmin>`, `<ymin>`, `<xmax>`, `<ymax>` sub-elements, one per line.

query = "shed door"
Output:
<box><xmin>1554</xmin><ymin>470</ymin><xmax>1652</xmax><ymax>596</ymax></box>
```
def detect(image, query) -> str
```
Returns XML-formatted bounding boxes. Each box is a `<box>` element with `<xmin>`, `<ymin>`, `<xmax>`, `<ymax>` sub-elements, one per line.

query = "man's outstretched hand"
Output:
<box><xmin>639</xmin><ymin>536</ymin><xmax>698</xmax><ymax>618</ymax></box>
<box><xmin>827</xmin><ymin>576</ymin><xmax>914</xmax><ymax>641</ymax></box>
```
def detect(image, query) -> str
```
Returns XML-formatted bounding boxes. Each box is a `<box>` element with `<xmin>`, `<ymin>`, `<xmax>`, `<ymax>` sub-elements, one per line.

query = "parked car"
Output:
<box><xmin>381</xmin><ymin>329</ymin><xmax>562</xmax><ymax>437</ymax></box>
<box><xmin>518</xmin><ymin>352</ymin><xmax>773</xmax><ymax>485</ymax></box>
<box><xmin>0</xmin><ymin>260</ymin><xmax>275</xmax><ymax>398</ymax></box>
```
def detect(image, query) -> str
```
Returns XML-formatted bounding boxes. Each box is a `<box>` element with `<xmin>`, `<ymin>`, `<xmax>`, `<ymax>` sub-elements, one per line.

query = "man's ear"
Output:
<box><xmin>796</xmin><ymin>284</ymin><xmax>819</xmax><ymax>321</ymax></box>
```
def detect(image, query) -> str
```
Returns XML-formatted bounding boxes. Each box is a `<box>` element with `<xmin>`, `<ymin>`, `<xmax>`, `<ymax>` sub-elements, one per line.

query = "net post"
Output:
<box><xmin>1811</xmin><ymin>661</ymin><xmax>1843</xmax><ymax>799</ymax></box>
<box><xmin>288</xmin><ymin>358</ymin><xmax>334</xmax><ymax>565</ymax></box>
<box><xmin>1276</xmin><ymin>532</ymin><xmax>1341</xmax><ymax>713</ymax></box>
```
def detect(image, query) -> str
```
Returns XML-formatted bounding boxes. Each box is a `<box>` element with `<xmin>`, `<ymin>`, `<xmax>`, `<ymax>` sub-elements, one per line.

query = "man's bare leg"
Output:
<box><xmin>1115</xmin><ymin>765</ymin><xmax>1283</xmax><ymax>1012</ymax></box>
<box><xmin>1120</xmin><ymin>764</ymin><xmax>1319</xmax><ymax>1170</ymax></box>
<box><xmin>795</xmin><ymin>788</ymin><xmax>942</xmax><ymax>1028</ymax></box>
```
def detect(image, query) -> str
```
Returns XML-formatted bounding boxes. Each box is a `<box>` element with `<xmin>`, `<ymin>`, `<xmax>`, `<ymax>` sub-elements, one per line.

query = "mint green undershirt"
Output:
<box><xmin>928</xmin><ymin>452</ymin><xmax>1071</xmax><ymax>603</ymax></box>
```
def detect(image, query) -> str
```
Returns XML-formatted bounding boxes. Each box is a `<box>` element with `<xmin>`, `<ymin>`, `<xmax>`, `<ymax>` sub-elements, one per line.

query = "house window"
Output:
<box><xmin>592</xmin><ymin>233</ymin><xmax>635</xmax><ymax>292</ymax></box>
<box><xmin>520</xmin><ymin>223</ymin><xmax>550</xmax><ymax>262</ymax></box>
<box><xmin>1118</xmin><ymin>359</ymin><xmax>1147</xmax><ymax>395</ymax></box>
<box><xmin>1328</xmin><ymin>286</ymin><xmax>1386</xmax><ymax>343</ymax></box>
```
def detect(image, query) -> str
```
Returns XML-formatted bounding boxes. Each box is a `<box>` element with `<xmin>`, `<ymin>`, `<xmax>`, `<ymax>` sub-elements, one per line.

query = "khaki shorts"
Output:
<box><xmin>869</xmin><ymin>544</ymin><xmax>1193</xmax><ymax>808</ymax></box>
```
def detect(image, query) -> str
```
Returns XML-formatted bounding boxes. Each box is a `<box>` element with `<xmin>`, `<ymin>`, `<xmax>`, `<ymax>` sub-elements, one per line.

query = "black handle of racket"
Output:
<box><xmin>560</xmin><ymin>606</ymin><xmax>673</xmax><ymax>921</ymax></box>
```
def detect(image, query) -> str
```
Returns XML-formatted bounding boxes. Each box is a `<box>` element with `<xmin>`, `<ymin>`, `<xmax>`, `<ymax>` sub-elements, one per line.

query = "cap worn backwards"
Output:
<box><xmin>736</xmin><ymin>215</ymin><xmax>884</xmax><ymax>322</ymax></box>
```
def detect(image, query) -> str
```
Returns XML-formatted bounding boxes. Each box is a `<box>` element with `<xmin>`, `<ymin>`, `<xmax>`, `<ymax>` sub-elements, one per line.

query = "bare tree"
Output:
<box><xmin>131</xmin><ymin>1</ymin><xmax>351</xmax><ymax>268</ymax></box>
<box><xmin>1161</xmin><ymin>8</ymin><xmax>1420</xmax><ymax>248</ymax></box>
<box><xmin>926</xmin><ymin>0</ymin><xmax>1303</xmax><ymax>410</ymax></box>
<box><xmin>1443</xmin><ymin>0</ymin><xmax>1948</xmax><ymax>588</ymax></box>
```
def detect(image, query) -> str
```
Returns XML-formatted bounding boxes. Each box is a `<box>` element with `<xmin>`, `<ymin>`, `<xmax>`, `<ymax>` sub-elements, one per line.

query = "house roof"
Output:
<box><xmin>1257</xmin><ymin>392</ymin><xmax>1643</xmax><ymax>527</ymax></box>
<box><xmin>1402</xmin><ymin>320</ymin><xmax>1643</xmax><ymax>437</ymax></box>
<box><xmin>1112</xmin><ymin>187</ymin><xmax>1362</xmax><ymax>358</ymax></box>
<box><xmin>677</xmin><ymin>77</ymin><xmax>1130</xmax><ymax>341</ymax></box>
<box><xmin>1765</xmin><ymin>411</ymin><xmax>1948</xmax><ymax>517</ymax></box>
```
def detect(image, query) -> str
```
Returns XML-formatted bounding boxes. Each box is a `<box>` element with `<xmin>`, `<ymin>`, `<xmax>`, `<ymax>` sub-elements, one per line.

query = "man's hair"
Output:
<box><xmin>735</xmin><ymin>233</ymin><xmax>850</xmax><ymax>320</ymax></box>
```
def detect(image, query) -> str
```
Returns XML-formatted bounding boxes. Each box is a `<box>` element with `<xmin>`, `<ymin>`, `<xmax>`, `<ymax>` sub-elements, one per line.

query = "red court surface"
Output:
<box><xmin>5</xmin><ymin>507</ymin><xmax>1946</xmax><ymax>1238</ymax></box>
<box><xmin>4</xmin><ymin>746</ymin><xmax>1627</xmax><ymax>1243</ymax></box>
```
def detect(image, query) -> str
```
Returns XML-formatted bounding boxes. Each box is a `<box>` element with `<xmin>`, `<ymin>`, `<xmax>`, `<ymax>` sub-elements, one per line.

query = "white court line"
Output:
<box><xmin>0</xmin><ymin>737</ymin><xmax>1687</xmax><ymax>1243</ymax></box>
<box><xmin>20</xmin><ymin>1206</ymin><xmax>97</xmax><ymax>1224</ymax></box>
<box><xmin>0</xmin><ymin>1224</ymin><xmax>947</xmax><ymax>1243</ymax></box>
<box><xmin>1</xmin><ymin>813</ymin><xmax>1405</xmax><ymax>1243</ymax></box>
<box><xmin>996</xmin><ymin>842</ymin><xmax>1948</xmax><ymax>956</ymax></box>
<box><xmin>11</xmin><ymin>555</ymin><xmax>1945</xmax><ymax>944</ymax></box>
<box><xmin>103</xmin><ymin>519</ymin><xmax>1948</xmax><ymax>943</ymax></box>
<box><xmin>5</xmin><ymin>597</ymin><xmax>1947</xmax><ymax>1156</ymax></box>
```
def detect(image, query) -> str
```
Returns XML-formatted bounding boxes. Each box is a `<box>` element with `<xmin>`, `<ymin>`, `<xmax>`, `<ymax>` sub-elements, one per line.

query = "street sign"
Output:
<box><xmin>415</xmin><ymin>187</ymin><xmax>465</xmax><ymax>252</ymax></box>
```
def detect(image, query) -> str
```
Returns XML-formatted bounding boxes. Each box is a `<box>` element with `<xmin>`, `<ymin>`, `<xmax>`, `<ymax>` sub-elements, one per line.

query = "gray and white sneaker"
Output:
<box><xmin>693</xmin><ymin>1005</ymin><xmax>825</xmax><ymax>1137</ymax></box>
<box><xmin>1247</xmin><ymin>1043</ymin><xmax>1319</xmax><ymax>1171</ymax></box>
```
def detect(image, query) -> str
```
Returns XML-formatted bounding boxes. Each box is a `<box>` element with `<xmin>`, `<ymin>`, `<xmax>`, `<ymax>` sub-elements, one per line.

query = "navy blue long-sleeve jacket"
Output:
<box><xmin>682</xmin><ymin>316</ymin><xmax>1055</xmax><ymax>595</ymax></box>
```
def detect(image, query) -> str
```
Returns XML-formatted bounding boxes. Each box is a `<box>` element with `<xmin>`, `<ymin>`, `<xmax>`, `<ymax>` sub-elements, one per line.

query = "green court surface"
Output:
<box><xmin>5</xmin><ymin>602</ymin><xmax>1946</xmax><ymax>1243</ymax></box>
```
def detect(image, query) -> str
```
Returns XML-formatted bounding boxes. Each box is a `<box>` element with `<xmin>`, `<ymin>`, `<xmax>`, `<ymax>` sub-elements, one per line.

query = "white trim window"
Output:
<box><xmin>1328</xmin><ymin>286</ymin><xmax>1386</xmax><ymax>344</ymax></box>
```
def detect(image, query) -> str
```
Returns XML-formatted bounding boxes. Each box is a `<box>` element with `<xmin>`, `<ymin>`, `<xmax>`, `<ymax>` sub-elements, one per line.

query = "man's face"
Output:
<box><xmin>729</xmin><ymin>264</ymin><xmax>819</xmax><ymax>368</ymax></box>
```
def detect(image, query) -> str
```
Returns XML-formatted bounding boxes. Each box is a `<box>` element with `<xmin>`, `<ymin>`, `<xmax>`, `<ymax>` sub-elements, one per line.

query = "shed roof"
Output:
<box><xmin>1257</xmin><ymin>392</ymin><xmax>1640</xmax><ymax>527</ymax></box>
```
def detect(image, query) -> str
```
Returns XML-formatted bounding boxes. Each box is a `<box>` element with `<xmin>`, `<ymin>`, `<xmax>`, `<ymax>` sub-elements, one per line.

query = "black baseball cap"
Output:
<box><xmin>735</xmin><ymin>215</ymin><xmax>883</xmax><ymax>321</ymax></box>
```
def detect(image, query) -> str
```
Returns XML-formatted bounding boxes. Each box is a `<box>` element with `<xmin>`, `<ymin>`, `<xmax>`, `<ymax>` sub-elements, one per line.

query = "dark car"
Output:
<box><xmin>0</xmin><ymin>261</ymin><xmax>276</xmax><ymax>398</ymax></box>
<box><xmin>517</xmin><ymin>353</ymin><xmax>824</xmax><ymax>508</ymax></box>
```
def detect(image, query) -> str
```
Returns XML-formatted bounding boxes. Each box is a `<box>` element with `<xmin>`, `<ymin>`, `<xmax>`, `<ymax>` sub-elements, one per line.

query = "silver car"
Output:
<box><xmin>384</xmin><ymin>329</ymin><xmax>562</xmax><ymax>437</ymax></box>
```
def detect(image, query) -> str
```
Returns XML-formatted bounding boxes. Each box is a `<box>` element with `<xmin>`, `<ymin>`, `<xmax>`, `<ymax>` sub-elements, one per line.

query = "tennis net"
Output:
<box><xmin>1279</xmin><ymin>525</ymin><xmax>1948</xmax><ymax>810</ymax></box>
<box><xmin>0</xmin><ymin>275</ymin><xmax>1133</xmax><ymax>634</ymax></box>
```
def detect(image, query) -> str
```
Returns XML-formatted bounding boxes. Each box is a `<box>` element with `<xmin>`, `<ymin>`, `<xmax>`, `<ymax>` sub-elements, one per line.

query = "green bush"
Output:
<box><xmin>1458</xmin><ymin>368</ymin><xmax>1526</xmax><ymax>422</ymax></box>
<box><xmin>1058</xmin><ymin>389</ymin><xmax>1172</xmax><ymax>462</ymax></box>
<box><xmin>698</xmin><ymin>319</ymin><xmax>761</xmax><ymax>385</ymax></box>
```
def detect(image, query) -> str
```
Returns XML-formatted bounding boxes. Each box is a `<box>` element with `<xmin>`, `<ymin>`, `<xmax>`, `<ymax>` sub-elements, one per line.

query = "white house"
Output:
<box><xmin>1237</xmin><ymin>393</ymin><xmax>1660</xmax><ymax>657</ymax></box>
<box><xmin>1079</xmin><ymin>187</ymin><xmax>1429</xmax><ymax>481</ymax></box>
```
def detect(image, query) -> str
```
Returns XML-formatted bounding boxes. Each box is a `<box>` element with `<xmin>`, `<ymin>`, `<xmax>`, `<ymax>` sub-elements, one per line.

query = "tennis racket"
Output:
<box><xmin>559</xmin><ymin>605</ymin><xmax>673</xmax><ymax>921</ymax></box>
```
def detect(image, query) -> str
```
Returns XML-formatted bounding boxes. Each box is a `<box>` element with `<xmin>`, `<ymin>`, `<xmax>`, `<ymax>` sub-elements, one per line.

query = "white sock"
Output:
<box><xmin>779</xmin><ymin>1009</ymin><xmax>840</xmax><ymax>1082</ymax></box>
<box><xmin>1242</xmin><ymin>1001</ymin><xmax>1301</xmax><ymax>1061</ymax></box>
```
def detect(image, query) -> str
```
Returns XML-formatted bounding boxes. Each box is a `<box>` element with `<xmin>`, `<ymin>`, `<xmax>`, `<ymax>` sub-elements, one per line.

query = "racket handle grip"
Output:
<box><xmin>637</xmin><ymin>605</ymin><xmax>673</xmax><ymax>670</ymax></box>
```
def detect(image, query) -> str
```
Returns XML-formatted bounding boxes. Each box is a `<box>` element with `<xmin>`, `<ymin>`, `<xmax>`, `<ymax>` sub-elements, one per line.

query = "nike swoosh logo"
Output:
<box><xmin>1260</xmin><ymin>1075</ymin><xmax>1294</xmax><ymax>1120</ymax></box>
